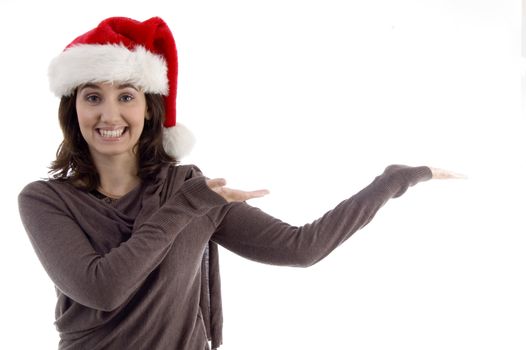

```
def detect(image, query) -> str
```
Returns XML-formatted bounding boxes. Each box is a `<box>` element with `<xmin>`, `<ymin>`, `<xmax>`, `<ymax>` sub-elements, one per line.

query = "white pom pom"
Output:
<box><xmin>162</xmin><ymin>124</ymin><xmax>195</xmax><ymax>159</ymax></box>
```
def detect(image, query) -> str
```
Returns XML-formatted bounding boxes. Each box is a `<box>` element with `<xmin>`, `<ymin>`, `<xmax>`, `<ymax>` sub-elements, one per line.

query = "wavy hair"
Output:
<box><xmin>49</xmin><ymin>91</ymin><xmax>177</xmax><ymax>191</ymax></box>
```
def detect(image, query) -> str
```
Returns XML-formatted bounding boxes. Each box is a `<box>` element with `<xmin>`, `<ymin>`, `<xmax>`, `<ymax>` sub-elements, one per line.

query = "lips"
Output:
<box><xmin>97</xmin><ymin>127</ymin><xmax>127</xmax><ymax>138</ymax></box>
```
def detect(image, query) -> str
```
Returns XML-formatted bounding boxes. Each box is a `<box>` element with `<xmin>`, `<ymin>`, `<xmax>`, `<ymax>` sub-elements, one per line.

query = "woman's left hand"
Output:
<box><xmin>206</xmin><ymin>178</ymin><xmax>270</xmax><ymax>203</ymax></box>
<box><xmin>429</xmin><ymin>167</ymin><xmax>468</xmax><ymax>180</ymax></box>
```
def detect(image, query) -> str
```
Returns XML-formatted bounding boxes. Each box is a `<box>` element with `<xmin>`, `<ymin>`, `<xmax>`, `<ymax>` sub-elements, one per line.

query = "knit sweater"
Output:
<box><xmin>18</xmin><ymin>164</ymin><xmax>432</xmax><ymax>349</ymax></box>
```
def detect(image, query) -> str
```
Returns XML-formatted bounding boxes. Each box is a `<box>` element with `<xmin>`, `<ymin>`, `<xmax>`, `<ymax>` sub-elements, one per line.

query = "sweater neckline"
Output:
<box><xmin>90</xmin><ymin>190</ymin><xmax>118</xmax><ymax>204</ymax></box>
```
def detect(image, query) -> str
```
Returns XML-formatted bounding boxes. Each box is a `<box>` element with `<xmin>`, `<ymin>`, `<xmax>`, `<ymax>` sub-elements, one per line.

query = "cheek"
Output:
<box><xmin>75</xmin><ymin>110</ymin><xmax>99</xmax><ymax>142</ymax></box>
<box><xmin>134</xmin><ymin>119</ymin><xmax>146</xmax><ymax>138</ymax></box>
<box><xmin>130</xmin><ymin>107</ymin><xmax>147</xmax><ymax>131</ymax></box>
<box><xmin>76</xmin><ymin>111</ymin><xmax>93</xmax><ymax>133</ymax></box>
<box><xmin>75</xmin><ymin>103</ymin><xmax>91</xmax><ymax>127</ymax></box>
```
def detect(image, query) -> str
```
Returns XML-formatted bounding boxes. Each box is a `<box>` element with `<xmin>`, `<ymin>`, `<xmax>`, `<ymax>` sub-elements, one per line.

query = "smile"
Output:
<box><xmin>97</xmin><ymin>127</ymin><xmax>127</xmax><ymax>138</ymax></box>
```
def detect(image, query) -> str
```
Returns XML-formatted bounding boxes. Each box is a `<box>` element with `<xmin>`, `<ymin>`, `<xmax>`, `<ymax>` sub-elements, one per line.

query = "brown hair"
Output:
<box><xmin>49</xmin><ymin>91</ymin><xmax>177</xmax><ymax>191</ymax></box>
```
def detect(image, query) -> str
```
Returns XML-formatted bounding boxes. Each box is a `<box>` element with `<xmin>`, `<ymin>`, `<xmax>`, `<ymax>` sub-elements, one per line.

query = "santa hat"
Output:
<box><xmin>48</xmin><ymin>16</ymin><xmax>194</xmax><ymax>159</ymax></box>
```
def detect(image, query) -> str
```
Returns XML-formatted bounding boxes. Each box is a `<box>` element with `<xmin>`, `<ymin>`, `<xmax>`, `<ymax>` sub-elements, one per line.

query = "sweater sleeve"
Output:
<box><xmin>212</xmin><ymin>165</ymin><xmax>432</xmax><ymax>267</ymax></box>
<box><xmin>18</xmin><ymin>176</ymin><xmax>227</xmax><ymax>312</ymax></box>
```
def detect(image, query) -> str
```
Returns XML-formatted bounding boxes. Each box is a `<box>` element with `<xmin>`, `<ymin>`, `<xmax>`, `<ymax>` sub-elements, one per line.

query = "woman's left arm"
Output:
<box><xmin>209</xmin><ymin>165</ymin><xmax>462</xmax><ymax>267</ymax></box>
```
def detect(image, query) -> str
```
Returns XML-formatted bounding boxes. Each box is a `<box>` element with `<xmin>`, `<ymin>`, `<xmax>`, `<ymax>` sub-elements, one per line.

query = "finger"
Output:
<box><xmin>430</xmin><ymin>167</ymin><xmax>468</xmax><ymax>180</ymax></box>
<box><xmin>242</xmin><ymin>189</ymin><xmax>270</xmax><ymax>200</ymax></box>
<box><xmin>223</xmin><ymin>188</ymin><xmax>270</xmax><ymax>202</ymax></box>
<box><xmin>447</xmin><ymin>171</ymin><xmax>468</xmax><ymax>179</ymax></box>
<box><xmin>206</xmin><ymin>178</ymin><xmax>227</xmax><ymax>188</ymax></box>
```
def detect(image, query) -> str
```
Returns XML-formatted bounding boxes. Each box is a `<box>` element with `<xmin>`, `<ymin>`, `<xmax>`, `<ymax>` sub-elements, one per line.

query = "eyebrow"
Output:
<box><xmin>78</xmin><ymin>83</ymin><xmax>139</xmax><ymax>92</ymax></box>
<box><xmin>117</xmin><ymin>83</ymin><xmax>139</xmax><ymax>90</ymax></box>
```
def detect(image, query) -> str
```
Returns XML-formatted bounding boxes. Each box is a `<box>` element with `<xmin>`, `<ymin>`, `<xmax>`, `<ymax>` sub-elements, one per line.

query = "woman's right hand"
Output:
<box><xmin>206</xmin><ymin>178</ymin><xmax>270</xmax><ymax>203</ymax></box>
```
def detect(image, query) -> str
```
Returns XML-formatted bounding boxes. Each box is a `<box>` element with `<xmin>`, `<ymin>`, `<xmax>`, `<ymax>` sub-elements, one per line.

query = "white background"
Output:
<box><xmin>1</xmin><ymin>0</ymin><xmax>525</xmax><ymax>349</ymax></box>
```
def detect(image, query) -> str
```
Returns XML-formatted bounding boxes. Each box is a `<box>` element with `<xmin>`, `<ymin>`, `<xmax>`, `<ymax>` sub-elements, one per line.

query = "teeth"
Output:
<box><xmin>99</xmin><ymin>128</ymin><xmax>125</xmax><ymax>138</ymax></box>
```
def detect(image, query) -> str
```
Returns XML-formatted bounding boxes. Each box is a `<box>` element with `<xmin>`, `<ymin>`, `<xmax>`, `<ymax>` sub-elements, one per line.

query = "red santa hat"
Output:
<box><xmin>48</xmin><ymin>16</ymin><xmax>194</xmax><ymax>159</ymax></box>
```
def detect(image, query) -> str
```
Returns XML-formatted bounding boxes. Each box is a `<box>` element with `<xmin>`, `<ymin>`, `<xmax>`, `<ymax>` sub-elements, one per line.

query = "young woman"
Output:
<box><xmin>18</xmin><ymin>16</ymin><xmax>461</xmax><ymax>350</ymax></box>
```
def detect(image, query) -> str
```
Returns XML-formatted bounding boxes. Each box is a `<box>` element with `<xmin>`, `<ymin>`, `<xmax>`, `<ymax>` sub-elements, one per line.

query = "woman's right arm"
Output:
<box><xmin>18</xmin><ymin>177</ymin><xmax>226</xmax><ymax>312</ymax></box>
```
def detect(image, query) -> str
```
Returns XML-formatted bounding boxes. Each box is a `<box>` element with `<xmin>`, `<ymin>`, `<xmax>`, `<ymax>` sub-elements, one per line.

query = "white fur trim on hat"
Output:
<box><xmin>163</xmin><ymin>123</ymin><xmax>195</xmax><ymax>159</ymax></box>
<box><xmin>48</xmin><ymin>44</ymin><xmax>169</xmax><ymax>97</ymax></box>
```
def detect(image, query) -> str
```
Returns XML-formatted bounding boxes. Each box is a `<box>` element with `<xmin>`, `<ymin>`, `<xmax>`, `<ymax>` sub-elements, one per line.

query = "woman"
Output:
<box><xmin>18</xmin><ymin>16</ymin><xmax>461</xmax><ymax>350</ymax></box>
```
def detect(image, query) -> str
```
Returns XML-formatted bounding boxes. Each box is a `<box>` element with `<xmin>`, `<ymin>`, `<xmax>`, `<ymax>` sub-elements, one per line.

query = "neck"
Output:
<box><xmin>93</xmin><ymin>154</ymin><xmax>141</xmax><ymax>198</ymax></box>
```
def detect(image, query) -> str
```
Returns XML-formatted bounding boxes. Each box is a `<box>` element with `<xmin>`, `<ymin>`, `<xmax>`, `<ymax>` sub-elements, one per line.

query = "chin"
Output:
<box><xmin>90</xmin><ymin>146</ymin><xmax>136</xmax><ymax>159</ymax></box>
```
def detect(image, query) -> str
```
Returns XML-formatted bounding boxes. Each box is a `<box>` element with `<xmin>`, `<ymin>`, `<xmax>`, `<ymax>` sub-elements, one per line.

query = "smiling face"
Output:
<box><xmin>75</xmin><ymin>82</ymin><xmax>148</xmax><ymax>164</ymax></box>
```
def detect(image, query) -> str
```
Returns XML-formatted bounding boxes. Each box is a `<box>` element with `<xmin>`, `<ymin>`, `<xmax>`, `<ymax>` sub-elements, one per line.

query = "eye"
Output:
<box><xmin>85</xmin><ymin>94</ymin><xmax>101</xmax><ymax>104</ymax></box>
<box><xmin>120</xmin><ymin>94</ymin><xmax>135</xmax><ymax>102</ymax></box>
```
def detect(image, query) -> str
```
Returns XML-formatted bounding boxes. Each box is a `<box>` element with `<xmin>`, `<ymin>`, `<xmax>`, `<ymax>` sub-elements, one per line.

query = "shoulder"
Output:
<box><xmin>164</xmin><ymin>163</ymin><xmax>205</xmax><ymax>182</ymax></box>
<box><xmin>18</xmin><ymin>179</ymin><xmax>82</xmax><ymax>208</ymax></box>
<box><xmin>20</xmin><ymin>178</ymin><xmax>78</xmax><ymax>194</ymax></box>
<box><xmin>18</xmin><ymin>180</ymin><xmax>61</xmax><ymax>219</ymax></box>
<box><xmin>155</xmin><ymin>163</ymin><xmax>207</xmax><ymax>198</ymax></box>
<box><xmin>177</xmin><ymin>163</ymin><xmax>204</xmax><ymax>178</ymax></box>
<box><xmin>19</xmin><ymin>180</ymin><xmax>57</xmax><ymax>200</ymax></box>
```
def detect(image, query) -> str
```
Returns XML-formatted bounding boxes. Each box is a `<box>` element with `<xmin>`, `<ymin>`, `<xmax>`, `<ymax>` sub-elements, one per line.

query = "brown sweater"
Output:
<box><xmin>18</xmin><ymin>164</ymin><xmax>432</xmax><ymax>349</ymax></box>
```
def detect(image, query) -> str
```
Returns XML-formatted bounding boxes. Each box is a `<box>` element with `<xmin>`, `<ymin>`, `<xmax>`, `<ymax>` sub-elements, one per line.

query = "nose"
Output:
<box><xmin>99</xmin><ymin>99</ymin><xmax>122</xmax><ymax>124</ymax></box>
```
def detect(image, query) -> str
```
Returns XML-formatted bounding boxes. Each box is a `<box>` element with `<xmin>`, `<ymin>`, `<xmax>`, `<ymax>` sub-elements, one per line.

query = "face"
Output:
<box><xmin>75</xmin><ymin>82</ymin><xmax>148</xmax><ymax>163</ymax></box>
